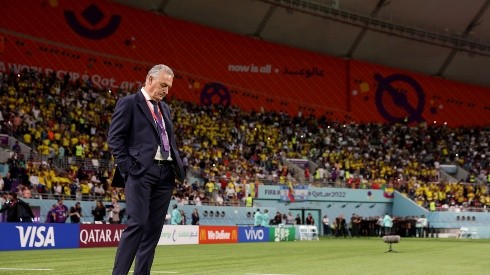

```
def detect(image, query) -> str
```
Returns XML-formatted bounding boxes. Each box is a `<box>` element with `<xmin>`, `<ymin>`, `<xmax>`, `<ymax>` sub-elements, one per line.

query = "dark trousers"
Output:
<box><xmin>323</xmin><ymin>224</ymin><xmax>331</xmax><ymax>236</ymax></box>
<box><xmin>350</xmin><ymin>225</ymin><xmax>360</xmax><ymax>237</ymax></box>
<box><xmin>112</xmin><ymin>163</ymin><xmax>174</xmax><ymax>275</ymax></box>
<box><xmin>384</xmin><ymin>226</ymin><xmax>392</xmax><ymax>236</ymax></box>
<box><xmin>335</xmin><ymin>226</ymin><xmax>348</xmax><ymax>237</ymax></box>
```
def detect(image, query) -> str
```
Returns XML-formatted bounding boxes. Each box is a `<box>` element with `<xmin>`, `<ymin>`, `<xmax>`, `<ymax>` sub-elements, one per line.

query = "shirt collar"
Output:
<box><xmin>141</xmin><ymin>87</ymin><xmax>152</xmax><ymax>101</ymax></box>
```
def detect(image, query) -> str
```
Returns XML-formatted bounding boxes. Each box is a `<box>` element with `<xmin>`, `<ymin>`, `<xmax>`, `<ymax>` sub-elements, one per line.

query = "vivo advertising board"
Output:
<box><xmin>238</xmin><ymin>226</ymin><xmax>270</xmax><ymax>242</ymax></box>
<box><xmin>0</xmin><ymin>223</ymin><xmax>79</xmax><ymax>251</ymax></box>
<box><xmin>157</xmin><ymin>225</ymin><xmax>199</xmax><ymax>245</ymax></box>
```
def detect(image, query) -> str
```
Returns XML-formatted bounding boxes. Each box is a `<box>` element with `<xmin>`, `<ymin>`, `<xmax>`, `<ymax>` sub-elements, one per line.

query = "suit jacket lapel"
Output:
<box><xmin>136</xmin><ymin>90</ymin><xmax>159</xmax><ymax>134</ymax></box>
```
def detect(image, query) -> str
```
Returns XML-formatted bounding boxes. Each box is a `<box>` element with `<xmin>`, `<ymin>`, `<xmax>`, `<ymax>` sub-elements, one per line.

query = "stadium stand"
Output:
<box><xmin>0</xmin><ymin>68</ymin><xmax>488</xmax><ymax>214</ymax></box>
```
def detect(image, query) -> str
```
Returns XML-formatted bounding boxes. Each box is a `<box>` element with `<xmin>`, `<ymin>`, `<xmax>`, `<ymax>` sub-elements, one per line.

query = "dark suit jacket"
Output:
<box><xmin>108</xmin><ymin>90</ymin><xmax>185</xmax><ymax>187</ymax></box>
<box><xmin>110</xmin><ymin>166</ymin><xmax>125</xmax><ymax>188</ymax></box>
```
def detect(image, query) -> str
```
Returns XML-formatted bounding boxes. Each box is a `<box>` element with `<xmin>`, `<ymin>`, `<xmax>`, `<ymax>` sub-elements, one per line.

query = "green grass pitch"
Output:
<box><xmin>0</xmin><ymin>237</ymin><xmax>488</xmax><ymax>274</ymax></box>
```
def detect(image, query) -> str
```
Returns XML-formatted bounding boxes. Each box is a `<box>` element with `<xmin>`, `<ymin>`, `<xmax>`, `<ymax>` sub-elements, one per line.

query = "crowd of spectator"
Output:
<box><xmin>0</xmin><ymin>69</ymin><xmax>489</xmax><ymax>210</ymax></box>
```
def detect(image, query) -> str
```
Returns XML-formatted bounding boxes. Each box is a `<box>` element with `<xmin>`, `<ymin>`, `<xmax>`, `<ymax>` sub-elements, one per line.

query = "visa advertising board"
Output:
<box><xmin>0</xmin><ymin>223</ymin><xmax>79</xmax><ymax>251</ymax></box>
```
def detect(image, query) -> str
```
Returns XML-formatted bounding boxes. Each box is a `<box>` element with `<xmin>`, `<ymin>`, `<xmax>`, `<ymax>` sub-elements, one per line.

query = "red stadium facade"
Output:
<box><xmin>1</xmin><ymin>0</ymin><xmax>489</xmax><ymax>126</ymax></box>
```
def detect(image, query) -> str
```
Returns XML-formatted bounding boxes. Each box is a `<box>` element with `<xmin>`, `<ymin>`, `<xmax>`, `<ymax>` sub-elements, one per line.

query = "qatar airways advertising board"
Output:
<box><xmin>79</xmin><ymin>224</ymin><xmax>127</xmax><ymax>248</ymax></box>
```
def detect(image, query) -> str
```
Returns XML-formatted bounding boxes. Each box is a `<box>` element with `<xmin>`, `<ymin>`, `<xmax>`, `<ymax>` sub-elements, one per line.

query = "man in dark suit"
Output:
<box><xmin>108</xmin><ymin>64</ymin><xmax>185</xmax><ymax>275</ymax></box>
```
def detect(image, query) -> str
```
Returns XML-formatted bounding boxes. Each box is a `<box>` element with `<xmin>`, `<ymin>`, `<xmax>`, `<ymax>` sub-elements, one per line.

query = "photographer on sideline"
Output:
<box><xmin>0</xmin><ymin>192</ymin><xmax>35</xmax><ymax>222</ymax></box>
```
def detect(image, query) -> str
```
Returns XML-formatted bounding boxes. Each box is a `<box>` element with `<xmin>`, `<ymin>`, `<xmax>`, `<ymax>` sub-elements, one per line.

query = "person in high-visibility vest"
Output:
<box><xmin>314</xmin><ymin>169</ymin><xmax>321</xmax><ymax>180</ymax></box>
<box><xmin>429</xmin><ymin>201</ymin><xmax>436</xmax><ymax>211</ymax></box>
<box><xmin>245</xmin><ymin>194</ymin><xmax>253</xmax><ymax>207</ymax></box>
<box><xmin>75</xmin><ymin>144</ymin><xmax>84</xmax><ymax>158</ymax></box>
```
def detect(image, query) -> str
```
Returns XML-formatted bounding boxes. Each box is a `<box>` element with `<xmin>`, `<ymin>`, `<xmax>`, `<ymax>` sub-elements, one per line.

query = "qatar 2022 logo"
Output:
<box><xmin>64</xmin><ymin>4</ymin><xmax>121</xmax><ymax>40</ymax></box>
<box><xmin>200</xmin><ymin>83</ymin><xmax>232</xmax><ymax>107</ymax></box>
<box><xmin>374</xmin><ymin>73</ymin><xmax>426</xmax><ymax>123</ymax></box>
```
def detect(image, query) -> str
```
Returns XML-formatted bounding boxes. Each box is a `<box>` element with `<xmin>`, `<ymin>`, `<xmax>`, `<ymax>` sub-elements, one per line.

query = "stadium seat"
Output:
<box><xmin>298</xmin><ymin>225</ymin><xmax>319</xmax><ymax>241</ymax></box>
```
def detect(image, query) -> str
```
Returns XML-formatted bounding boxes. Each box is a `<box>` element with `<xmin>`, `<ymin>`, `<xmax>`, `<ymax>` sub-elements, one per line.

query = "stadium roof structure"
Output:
<box><xmin>111</xmin><ymin>0</ymin><xmax>490</xmax><ymax>88</ymax></box>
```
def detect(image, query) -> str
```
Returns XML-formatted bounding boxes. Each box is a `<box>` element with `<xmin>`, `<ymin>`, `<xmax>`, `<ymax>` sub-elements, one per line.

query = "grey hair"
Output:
<box><xmin>146</xmin><ymin>64</ymin><xmax>174</xmax><ymax>80</ymax></box>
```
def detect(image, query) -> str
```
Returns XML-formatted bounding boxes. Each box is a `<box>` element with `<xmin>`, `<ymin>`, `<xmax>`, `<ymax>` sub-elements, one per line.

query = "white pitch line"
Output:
<box><xmin>0</xmin><ymin>268</ymin><xmax>54</xmax><ymax>271</ymax></box>
<box><xmin>245</xmin><ymin>273</ymin><xmax>293</xmax><ymax>275</ymax></box>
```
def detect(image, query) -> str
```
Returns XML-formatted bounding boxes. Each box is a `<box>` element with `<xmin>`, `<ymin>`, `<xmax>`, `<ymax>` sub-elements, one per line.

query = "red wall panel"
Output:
<box><xmin>1</xmin><ymin>0</ymin><xmax>488</xmax><ymax>126</ymax></box>
<box><xmin>349</xmin><ymin>60</ymin><xmax>490</xmax><ymax>126</ymax></box>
